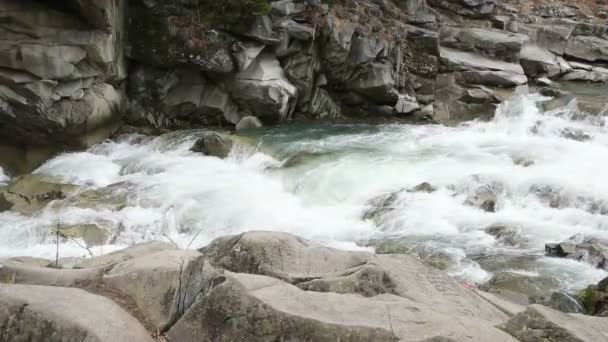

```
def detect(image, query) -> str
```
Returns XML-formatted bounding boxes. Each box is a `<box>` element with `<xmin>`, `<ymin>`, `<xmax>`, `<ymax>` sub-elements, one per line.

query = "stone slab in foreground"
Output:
<box><xmin>0</xmin><ymin>284</ymin><xmax>154</xmax><ymax>342</ymax></box>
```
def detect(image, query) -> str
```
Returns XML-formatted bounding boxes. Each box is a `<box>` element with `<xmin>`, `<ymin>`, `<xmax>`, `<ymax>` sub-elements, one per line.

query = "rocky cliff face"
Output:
<box><xmin>0</xmin><ymin>0</ymin><xmax>607</xmax><ymax>147</ymax></box>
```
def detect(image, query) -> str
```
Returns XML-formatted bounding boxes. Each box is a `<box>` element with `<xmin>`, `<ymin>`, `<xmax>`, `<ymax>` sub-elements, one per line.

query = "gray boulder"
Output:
<box><xmin>231</xmin><ymin>52</ymin><xmax>298</xmax><ymax>122</ymax></box>
<box><xmin>501</xmin><ymin>304</ymin><xmax>608</xmax><ymax>342</ymax></box>
<box><xmin>0</xmin><ymin>284</ymin><xmax>154</xmax><ymax>342</ymax></box>
<box><xmin>191</xmin><ymin>132</ymin><xmax>238</xmax><ymax>159</ymax></box>
<box><xmin>565</xmin><ymin>35</ymin><xmax>608</xmax><ymax>63</ymax></box>
<box><xmin>235</xmin><ymin>116</ymin><xmax>263</xmax><ymax>131</ymax></box>
<box><xmin>199</xmin><ymin>231</ymin><xmax>510</xmax><ymax>324</ymax></box>
<box><xmin>347</xmin><ymin>63</ymin><xmax>399</xmax><ymax>105</ymax></box>
<box><xmin>427</xmin><ymin>0</ymin><xmax>496</xmax><ymax>18</ymax></box>
<box><xmin>519</xmin><ymin>45</ymin><xmax>572</xmax><ymax>78</ymax></box>
<box><xmin>561</xmin><ymin>62</ymin><xmax>608</xmax><ymax>83</ymax></box>
<box><xmin>546</xmin><ymin>236</ymin><xmax>608</xmax><ymax>270</ymax></box>
<box><xmin>103</xmin><ymin>250</ymin><xmax>218</xmax><ymax>331</ymax></box>
<box><xmin>1</xmin><ymin>174</ymin><xmax>79</xmax><ymax>214</ymax></box>
<box><xmin>167</xmin><ymin>270</ymin><xmax>517</xmax><ymax>342</ymax></box>
<box><xmin>0</xmin><ymin>0</ymin><xmax>126</xmax><ymax>146</ymax></box>
<box><xmin>440</xmin><ymin>27</ymin><xmax>528</xmax><ymax>62</ymax></box>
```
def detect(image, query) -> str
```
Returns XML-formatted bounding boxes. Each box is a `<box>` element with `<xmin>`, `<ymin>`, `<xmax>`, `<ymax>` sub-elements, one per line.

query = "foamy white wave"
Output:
<box><xmin>0</xmin><ymin>167</ymin><xmax>8</xmax><ymax>184</ymax></box>
<box><xmin>1</xmin><ymin>94</ymin><xmax>608</xmax><ymax>291</ymax></box>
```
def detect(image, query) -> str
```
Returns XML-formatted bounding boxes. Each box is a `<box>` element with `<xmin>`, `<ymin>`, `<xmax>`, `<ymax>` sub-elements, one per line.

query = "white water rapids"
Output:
<box><xmin>1</xmin><ymin>94</ymin><xmax>608</xmax><ymax>293</ymax></box>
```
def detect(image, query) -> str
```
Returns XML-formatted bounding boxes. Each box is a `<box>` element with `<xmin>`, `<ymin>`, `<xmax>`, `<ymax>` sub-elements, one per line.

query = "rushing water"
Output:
<box><xmin>1</xmin><ymin>93</ymin><xmax>608</xmax><ymax>293</ymax></box>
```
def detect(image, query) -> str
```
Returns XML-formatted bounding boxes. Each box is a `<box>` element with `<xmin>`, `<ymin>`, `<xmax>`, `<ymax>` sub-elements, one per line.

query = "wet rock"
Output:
<box><xmin>1</xmin><ymin>175</ymin><xmax>79</xmax><ymax>214</ymax></box>
<box><xmin>561</xmin><ymin>128</ymin><xmax>591</xmax><ymax>142</ymax></box>
<box><xmin>54</xmin><ymin>223</ymin><xmax>110</xmax><ymax>247</ymax></box>
<box><xmin>191</xmin><ymin>132</ymin><xmax>235</xmax><ymax>159</ymax></box>
<box><xmin>481</xmin><ymin>271</ymin><xmax>560</xmax><ymax>305</ymax></box>
<box><xmin>409</xmin><ymin>182</ymin><xmax>437</xmax><ymax>193</ymax></box>
<box><xmin>529</xmin><ymin>185</ymin><xmax>569</xmax><ymax>208</ymax></box>
<box><xmin>546</xmin><ymin>236</ymin><xmax>608</xmax><ymax>270</ymax></box>
<box><xmin>103</xmin><ymin>250</ymin><xmax>219</xmax><ymax>331</ymax></box>
<box><xmin>464</xmin><ymin>183</ymin><xmax>503</xmax><ymax>212</ymax></box>
<box><xmin>362</xmin><ymin>191</ymin><xmax>401</xmax><ymax>224</ymax></box>
<box><xmin>539</xmin><ymin>87</ymin><xmax>565</xmax><ymax>98</ymax></box>
<box><xmin>0</xmin><ymin>284</ymin><xmax>154</xmax><ymax>342</ymax></box>
<box><xmin>501</xmin><ymin>304</ymin><xmax>608</xmax><ymax>342</ymax></box>
<box><xmin>484</xmin><ymin>225</ymin><xmax>525</xmax><ymax>247</ymax></box>
<box><xmin>235</xmin><ymin>116</ymin><xmax>263</xmax><ymax>131</ymax></box>
<box><xmin>549</xmin><ymin>291</ymin><xmax>586</xmax><ymax>314</ymax></box>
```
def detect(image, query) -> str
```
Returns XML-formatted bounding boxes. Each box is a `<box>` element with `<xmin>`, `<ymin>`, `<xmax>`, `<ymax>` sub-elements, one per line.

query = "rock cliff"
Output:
<box><xmin>0</xmin><ymin>0</ymin><xmax>607</xmax><ymax>146</ymax></box>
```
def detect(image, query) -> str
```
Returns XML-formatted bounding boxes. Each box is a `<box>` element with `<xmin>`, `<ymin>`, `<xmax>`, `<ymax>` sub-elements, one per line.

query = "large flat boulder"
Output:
<box><xmin>0</xmin><ymin>260</ymin><xmax>105</xmax><ymax>286</ymax></box>
<box><xmin>501</xmin><ymin>304</ymin><xmax>608</xmax><ymax>342</ymax></box>
<box><xmin>75</xmin><ymin>240</ymin><xmax>177</xmax><ymax>268</ymax></box>
<box><xmin>0</xmin><ymin>284</ymin><xmax>154</xmax><ymax>342</ymax></box>
<box><xmin>200</xmin><ymin>231</ymin><xmax>509</xmax><ymax>325</ymax></box>
<box><xmin>167</xmin><ymin>271</ymin><xmax>517</xmax><ymax>342</ymax></box>
<box><xmin>440</xmin><ymin>48</ymin><xmax>526</xmax><ymax>75</ymax></box>
<box><xmin>440</xmin><ymin>27</ymin><xmax>529</xmax><ymax>62</ymax></box>
<box><xmin>565</xmin><ymin>35</ymin><xmax>608</xmax><ymax>63</ymax></box>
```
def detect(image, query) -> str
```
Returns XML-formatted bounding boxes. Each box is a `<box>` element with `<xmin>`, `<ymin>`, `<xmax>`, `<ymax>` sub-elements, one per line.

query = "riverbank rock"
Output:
<box><xmin>0</xmin><ymin>0</ymin><xmax>126</xmax><ymax>147</ymax></box>
<box><xmin>0</xmin><ymin>284</ymin><xmax>154</xmax><ymax>342</ymax></box>
<box><xmin>1</xmin><ymin>0</ymin><xmax>608</xmax><ymax>146</ymax></box>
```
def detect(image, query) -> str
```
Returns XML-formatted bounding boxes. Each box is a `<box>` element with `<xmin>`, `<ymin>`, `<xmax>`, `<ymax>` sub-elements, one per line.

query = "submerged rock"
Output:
<box><xmin>464</xmin><ymin>182</ymin><xmax>503</xmax><ymax>212</ymax></box>
<box><xmin>484</xmin><ymin>225</ymin><xmax>526</xmax><ymax>247</ymax></box>
<box><xmin>191</xmin><ymin>132</ymin><xmax>234</xmax><ymax>158</ymax></box>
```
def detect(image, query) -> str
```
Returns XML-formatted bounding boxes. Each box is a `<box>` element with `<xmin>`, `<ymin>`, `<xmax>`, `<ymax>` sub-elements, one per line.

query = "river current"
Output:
<box><xmin>1</xmin><ymin>93</ymin><xmax>608</xmax><ymax>293</ymax></box>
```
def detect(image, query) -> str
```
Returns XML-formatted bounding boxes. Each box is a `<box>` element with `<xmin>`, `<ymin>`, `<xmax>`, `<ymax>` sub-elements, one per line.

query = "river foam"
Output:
<box><xmin>1</xmin><ymin>94</ymin><xmax>607</xmax><ymax>291</ymax></box>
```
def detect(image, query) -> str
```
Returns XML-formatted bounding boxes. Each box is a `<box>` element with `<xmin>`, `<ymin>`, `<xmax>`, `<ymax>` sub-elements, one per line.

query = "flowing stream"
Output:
<box><xmin>1</xmin><ymin>93</ymin><xmax>608</xmax><ymax>294</ymax></box>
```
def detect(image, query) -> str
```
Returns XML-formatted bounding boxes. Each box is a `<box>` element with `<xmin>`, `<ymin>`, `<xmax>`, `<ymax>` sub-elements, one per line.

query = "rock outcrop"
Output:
<box><xmin>1</xmin><ymin>0</ymin><xmax>608</xmax><ymax>147</ymax></box>
<box><xmin>2</xmin><ymin>231</ymin><xmax>608</xmax><ymax>341</ymax></box>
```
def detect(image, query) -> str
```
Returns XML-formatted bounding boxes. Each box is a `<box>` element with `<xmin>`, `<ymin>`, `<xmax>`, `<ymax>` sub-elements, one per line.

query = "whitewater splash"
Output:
<box><xmin>1</xmin><ymin>94</ymin><xmax>607</xmax><ymax>291</ymax></box>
